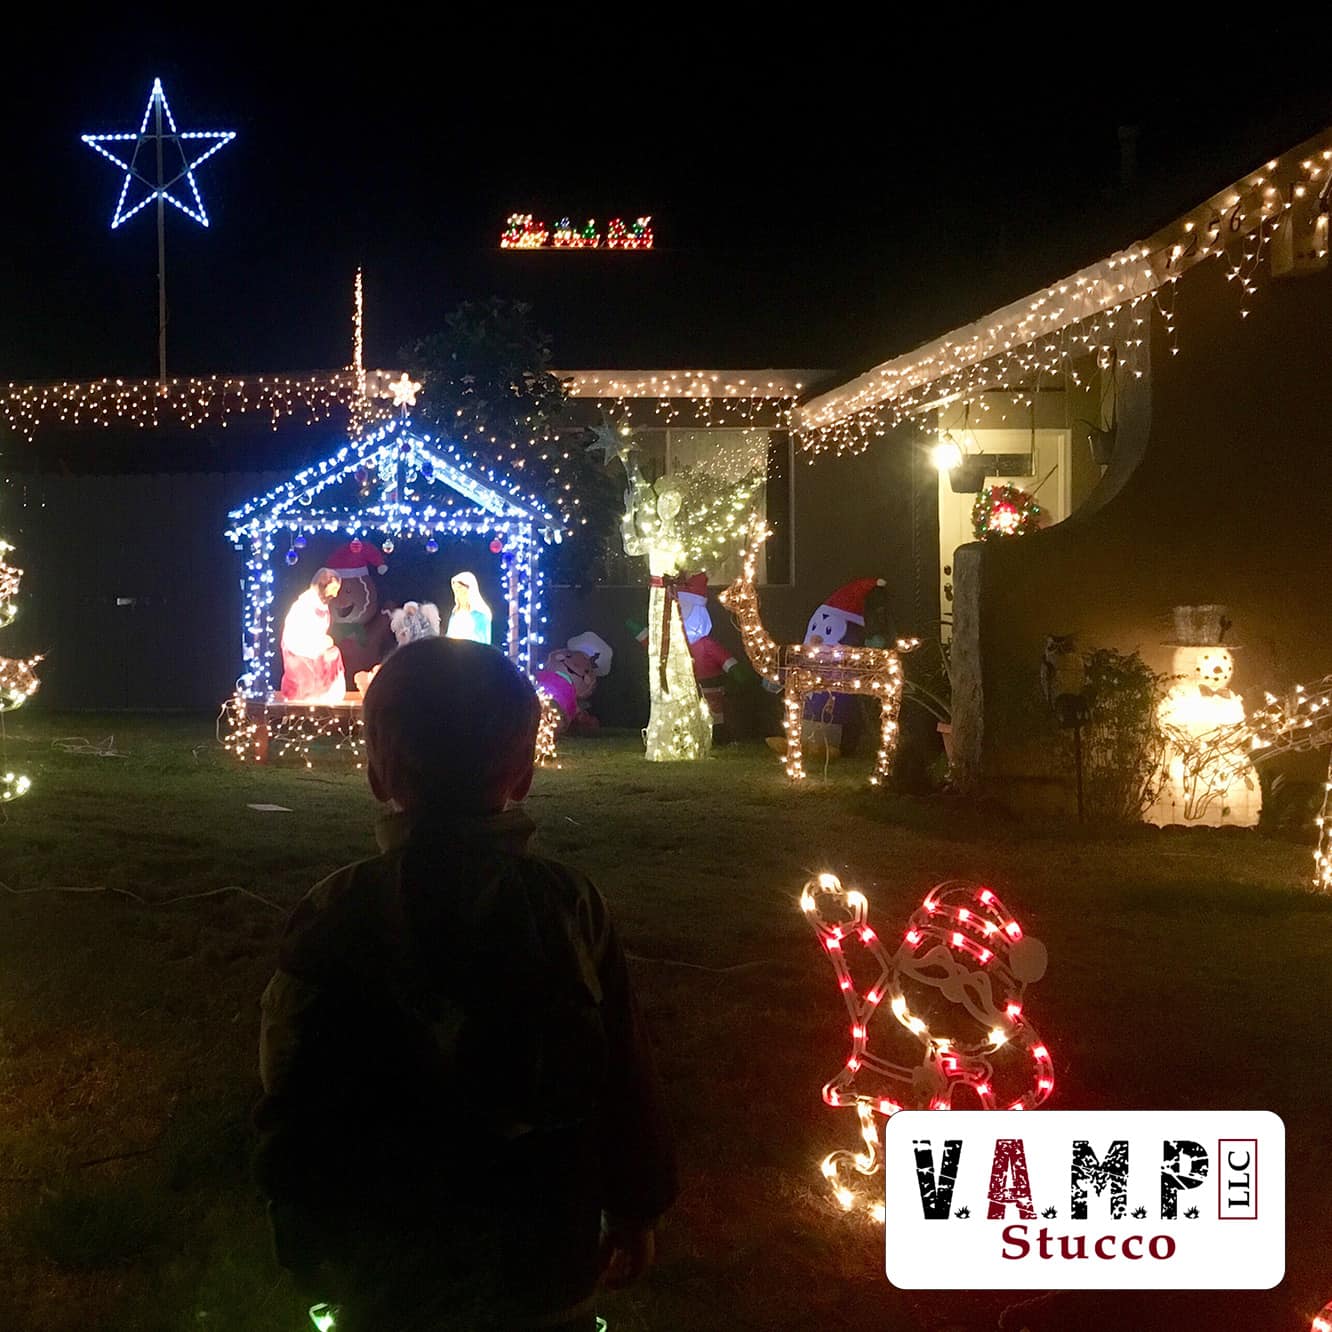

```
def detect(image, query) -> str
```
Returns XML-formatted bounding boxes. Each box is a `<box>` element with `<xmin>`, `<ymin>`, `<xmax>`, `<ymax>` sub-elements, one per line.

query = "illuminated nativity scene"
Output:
<box><xmin>222</xmin><ymin>416</ymin><xmax>563</xmax><ymax>763</ymax></box>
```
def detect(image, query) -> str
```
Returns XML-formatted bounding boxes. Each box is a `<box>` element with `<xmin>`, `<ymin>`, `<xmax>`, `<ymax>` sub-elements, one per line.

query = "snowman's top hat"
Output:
<box><xmin>1163</xmin><ymin>604</ymin><xmax>1242</xmax><ymax>649</ymax></box>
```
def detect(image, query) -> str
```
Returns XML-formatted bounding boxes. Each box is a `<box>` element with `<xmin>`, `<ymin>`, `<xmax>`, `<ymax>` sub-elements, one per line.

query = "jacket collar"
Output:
<box><xmin>374</xmin><ymin>804</ymin><xmax>537</xmax><ymax>856</ymax></box>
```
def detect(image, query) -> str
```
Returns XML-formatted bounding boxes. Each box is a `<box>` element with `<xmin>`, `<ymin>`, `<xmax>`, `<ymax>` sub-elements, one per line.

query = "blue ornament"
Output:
<box><xmin>425</xmin><ymin>537</ymin><xmax>439</xmax><ymax>554</ymax></box>
<box><xmin>293</xmin><ymin>533</ymin><xmax>307</xmax><ymax>549</ymax></box>
<box><xmin>285</xmin><ymin>548</ymin><xmax>299</xmax><ymax>565</ymax></box>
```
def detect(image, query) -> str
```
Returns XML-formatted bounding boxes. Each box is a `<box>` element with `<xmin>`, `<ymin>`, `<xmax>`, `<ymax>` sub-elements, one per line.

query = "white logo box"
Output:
<box><xmin>883</xmin><ymin>1110</ymin><xmax>1283</xmax><ymax>1290</ymax></box>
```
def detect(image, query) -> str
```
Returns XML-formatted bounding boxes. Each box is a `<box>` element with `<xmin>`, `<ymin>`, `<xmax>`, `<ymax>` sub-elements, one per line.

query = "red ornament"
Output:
<box><xmin>489</xmin><ymin>538</ymin><xmax>503</xmax><ymax>554</ymax></box>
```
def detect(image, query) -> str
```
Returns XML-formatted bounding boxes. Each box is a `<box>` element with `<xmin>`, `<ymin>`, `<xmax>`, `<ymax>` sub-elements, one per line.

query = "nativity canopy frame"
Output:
<box><xmin>225</xmin><ymin>417</ymin><xmax>564</xmax><ymax>699</ymax></box>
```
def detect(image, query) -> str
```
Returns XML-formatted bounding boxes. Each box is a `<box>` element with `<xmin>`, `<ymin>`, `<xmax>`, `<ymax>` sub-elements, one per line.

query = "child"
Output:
<box><xmin>255</xmin><ymin>638</ymin><xmax>676</xmax><ymax>1331</ymax></box>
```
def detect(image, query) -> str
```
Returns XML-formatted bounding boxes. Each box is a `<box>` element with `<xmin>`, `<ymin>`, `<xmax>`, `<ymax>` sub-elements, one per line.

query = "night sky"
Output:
<box><xmin>3</xmin><ymin>22</ymin><xmax>1331</xmax><ymax>386</ymax></box>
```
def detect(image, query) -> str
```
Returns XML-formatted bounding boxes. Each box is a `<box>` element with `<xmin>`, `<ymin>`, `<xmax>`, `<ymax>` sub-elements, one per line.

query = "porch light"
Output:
<box><xmin>931</xmin><ymin>434</ymin><xmax>964</xmax><ymax>472</ymax></box>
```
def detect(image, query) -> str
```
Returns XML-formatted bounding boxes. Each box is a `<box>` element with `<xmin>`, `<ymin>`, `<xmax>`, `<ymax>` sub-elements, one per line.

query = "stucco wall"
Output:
<box><xmin>955</xmin><ymin>255</ymin><xmax>1332</xmax><ymax>800</ymax></box>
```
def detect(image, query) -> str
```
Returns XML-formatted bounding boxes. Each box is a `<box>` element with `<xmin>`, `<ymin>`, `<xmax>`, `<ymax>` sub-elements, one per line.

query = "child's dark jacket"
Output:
<box><xmin>254</xmin><ymin>807</ymin><xmax>676</xmax><ymax>1323</ymax></box>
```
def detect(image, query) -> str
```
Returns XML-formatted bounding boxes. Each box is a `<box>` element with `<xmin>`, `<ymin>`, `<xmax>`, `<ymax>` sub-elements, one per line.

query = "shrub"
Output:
<box><xmin>1077</xmin><ymin>647</ymin><xmax>1168</xmax><ymax>821</ymax></box>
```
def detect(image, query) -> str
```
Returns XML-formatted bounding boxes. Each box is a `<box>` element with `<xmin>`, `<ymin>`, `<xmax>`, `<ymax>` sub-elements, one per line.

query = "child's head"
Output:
<box><xmin>363</xmin><ymin>638</ymin><xmax>539</xmax><ymax>814</ymax></box>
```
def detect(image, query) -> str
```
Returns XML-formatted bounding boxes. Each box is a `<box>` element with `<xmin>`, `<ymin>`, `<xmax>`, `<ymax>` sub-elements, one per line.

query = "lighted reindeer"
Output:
<box><xmin>719</xmin><ymin>517</ymin><xmax>915</xmax><ymax>785</ymax></box>
<box><xmin>1249</xmin><ymin>674</ymin><xmax>1332</xmax><ymax>890</ymax></box>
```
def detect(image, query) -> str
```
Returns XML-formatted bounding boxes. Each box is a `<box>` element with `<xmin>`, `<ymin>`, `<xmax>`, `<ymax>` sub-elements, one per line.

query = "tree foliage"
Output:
<box><xmin>403</xmin><ymin>298</ymin><xmax>619</xmax><ymax>586</ymax></box>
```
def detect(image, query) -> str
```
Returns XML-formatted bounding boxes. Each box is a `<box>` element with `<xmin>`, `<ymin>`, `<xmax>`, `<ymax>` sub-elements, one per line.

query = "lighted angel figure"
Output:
<box><xmin>800</xmin><ymin>872</ymin><xmax>1054</xmax><ymax>1220</ymax></box>
<box><xmin>620</xmin><ymin>443</ymin><xmax>758</xmax><ymax>762</ymax></box>
<box><xmin>446</xmin><ymin>571</ymin><xmax>492</xmax><ymax>645</ymax></box>
<box><xmin>622</xmin><ymin>466</ymin><xmax>709</xmax><ymax>761</ymax></box>
<box><xmin>280</xmin><ymin>569</ymin><xmax>347</xmax><ymax>705</ymax></box>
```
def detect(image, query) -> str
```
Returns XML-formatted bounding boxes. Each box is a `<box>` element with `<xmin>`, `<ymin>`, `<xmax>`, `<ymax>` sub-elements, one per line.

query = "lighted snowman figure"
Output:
<box><xmin>1146</xmin><ymin>608</ymin><xmax>1261</xmax><ymax>828</ymax></box>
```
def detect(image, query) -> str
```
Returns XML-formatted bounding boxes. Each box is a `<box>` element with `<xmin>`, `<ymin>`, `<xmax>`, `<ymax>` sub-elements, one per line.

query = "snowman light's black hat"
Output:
<box><xmin>1164</xmin><ymin>603</ymin><xmax>1242</xmax><ymax>650</ymax></box>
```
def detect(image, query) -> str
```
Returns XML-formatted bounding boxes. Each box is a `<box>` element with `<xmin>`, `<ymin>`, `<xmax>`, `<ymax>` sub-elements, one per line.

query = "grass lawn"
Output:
<box><xmin>0</xmin><ymin>713</ymin><xmax>1329</xmax><ymax>1331</ymax></box>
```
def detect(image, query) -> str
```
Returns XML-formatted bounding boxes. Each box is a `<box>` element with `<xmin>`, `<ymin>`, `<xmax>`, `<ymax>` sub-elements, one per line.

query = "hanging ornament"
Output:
<box><xmin>381</xmin><ymin>537</ymin><xmax>395</xmax><ymax>555</ymax></box>
<box><xmin>421</xmin><ymin>460</ymin><xmax>434</xmax><ymax>482</ymax></box>
<box><xmin>293</xmin><ymin>533</ymin><xmax>307</xmax><ymax>550</ymax></box>
<box><xmin>285</xmin><ymin>548</ymin><xmax>299</xmax><ymax>566</ymax></box>
<box><xmin>425</xmin><ymin>536</ymin><xmax>439</xmax><ymax>554</ymax></box>
<box><xmin>489</xmin><ymin>538</ymin><xmax>503</xmax><ymax>554</ymax></box>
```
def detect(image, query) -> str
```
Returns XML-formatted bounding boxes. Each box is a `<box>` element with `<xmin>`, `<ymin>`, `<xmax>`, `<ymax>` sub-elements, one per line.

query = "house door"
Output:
<box><xmin>936</xmin><ymin>428</ymin><xmax>1071</xmax><ymax>630</ymax></box>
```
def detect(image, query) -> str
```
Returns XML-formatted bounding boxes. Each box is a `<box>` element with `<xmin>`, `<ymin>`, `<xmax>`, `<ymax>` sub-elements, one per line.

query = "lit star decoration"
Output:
<box><xmin>720</xmin><ymin>517</ymin><xmax>915</xmax><ymax>785</ymax></box>
<box><xmin>387</xmin><ymin>373</ymin><xmax>422</xmax><ymax>410</ymax></box>
<box><xmin>584</xmin><ymin>416</ymin><xmax>629</xmax><ymax>467</ymax></box>
<box><xmin>0</xmin><ymin>539</ymin><xmax>41</xmax><ymax>801</ymax></box>
<box><xmin>801</xmin><ymin>872</ymin><xmax>1054</xmax><ymax>1220</ymax></box>
<box><xmin>81</xmin><ymin>78</ymin><xmax>234</xmax><ymax>229</ymax></box>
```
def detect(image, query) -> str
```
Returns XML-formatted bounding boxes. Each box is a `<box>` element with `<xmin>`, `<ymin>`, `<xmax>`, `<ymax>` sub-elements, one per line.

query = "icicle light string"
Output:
<box><xmin>797</xmin><ymin>141</ymin><xmax>1332</xmax><ymax>456</ymax></box>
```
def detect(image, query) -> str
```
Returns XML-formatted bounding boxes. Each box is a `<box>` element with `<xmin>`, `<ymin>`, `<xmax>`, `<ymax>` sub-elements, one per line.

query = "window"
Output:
<box><xmin>599</xmin><ymin>427</ymin><xmax>792</xmax><ymax>587</ymax></box>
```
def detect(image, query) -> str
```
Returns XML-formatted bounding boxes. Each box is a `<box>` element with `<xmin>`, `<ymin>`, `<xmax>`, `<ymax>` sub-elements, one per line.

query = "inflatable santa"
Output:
<box><xmin>676</xmin><ymin>573</ymin><xmax>744</xmax><ymax>729</ymax></box>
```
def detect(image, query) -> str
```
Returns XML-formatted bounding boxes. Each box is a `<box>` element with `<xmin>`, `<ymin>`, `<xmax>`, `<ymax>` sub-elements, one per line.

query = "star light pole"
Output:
<box><xmin>81</xmin><ymin>79</ymin><xmax>235</xmax><ymax>385</ymax></box>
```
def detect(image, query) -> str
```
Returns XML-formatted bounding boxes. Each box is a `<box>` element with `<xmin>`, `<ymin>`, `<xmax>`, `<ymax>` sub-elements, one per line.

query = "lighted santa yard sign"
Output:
<box><xmin>222</xmin><ymin>416</ymin><xmax>563</xmax><ymax>762</ymax></box>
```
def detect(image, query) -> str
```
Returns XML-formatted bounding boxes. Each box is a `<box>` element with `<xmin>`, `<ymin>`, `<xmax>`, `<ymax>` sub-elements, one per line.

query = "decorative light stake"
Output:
<box><xmin>1250</xmin><ymin>673</ymin><xmax>1332</xmax><ymax>890</ymax></box>
<box><xmin>0</xmin><ymin>539</ymin><xmax>41</xmax><ymax>801</ymax></box>
<box><xmin>801</xmin><ymin>872</ymin><xmax>1054</xmax><ymax>1219</ymax></box>
<box><xmin>81</xmin><ymin>78</ymin><xmax>235</xmax><ymax>383</ymax></box>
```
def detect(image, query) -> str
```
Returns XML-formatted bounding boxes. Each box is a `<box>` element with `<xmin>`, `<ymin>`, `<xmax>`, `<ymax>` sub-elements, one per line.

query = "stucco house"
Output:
<box><xmin>795</xmin><ymin>124</ymin><xmax>1332</xmax><ymax>812</ymax></box>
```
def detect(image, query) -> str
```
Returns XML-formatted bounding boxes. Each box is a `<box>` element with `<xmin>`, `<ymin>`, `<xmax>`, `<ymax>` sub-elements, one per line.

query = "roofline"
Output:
<box><xmin>224</xmin><ymin>417</ymin><xmax>562</xmax><ymax>537</ymax></box>
<box><xmin>798</xmin><ymin>124</ymin><xmax>1332</xmax><ymax>435</ymax></box>
<box><xmin>557</xmin><ymin>369</ymin><xmax>819</xmax><ymax>399</ymax></box>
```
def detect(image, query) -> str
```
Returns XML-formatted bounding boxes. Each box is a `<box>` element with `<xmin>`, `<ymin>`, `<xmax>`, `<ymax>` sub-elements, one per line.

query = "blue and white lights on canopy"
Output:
<box><xmin>81</xmin><ymin>78</ymin><xmax>235</xmax><ymax>229</ymax></box>
<box><xmin>226</xmin><ymin>418</ymin><xmax>564</xmax><ymax>697</ymax></box>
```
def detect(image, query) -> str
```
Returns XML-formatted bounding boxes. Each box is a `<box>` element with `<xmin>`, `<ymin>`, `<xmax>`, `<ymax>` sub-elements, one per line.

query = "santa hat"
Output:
<box><xmin>325</xmin><ymin>538</ymin><xmax>388</xmax><ymax>578</ymax></box>
<box><xmin>567</xmin><ymin>631</ymin><xmax>614</xmax><ymax>676</ymax></box>
<box><xmin>676</xmin><ymin>572</ymin><xmax>709</xmax><ymax>608</ymax></box>
<box><xmin>820</xmin><ymin>577</ymin><xmax>886</xmax><ymax>625</ymax></box>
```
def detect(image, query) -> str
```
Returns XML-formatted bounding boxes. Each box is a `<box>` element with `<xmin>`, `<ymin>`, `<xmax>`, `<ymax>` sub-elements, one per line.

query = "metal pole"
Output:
<box><xmin>154</xmin><ymin>88</ymin><xmax>167</xmax><ymax>386</ymax></box>
<box><xmin>1073</xmin><ymin>720</ymin><xmax>1085</xmax><ymax>821</ymax></box>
